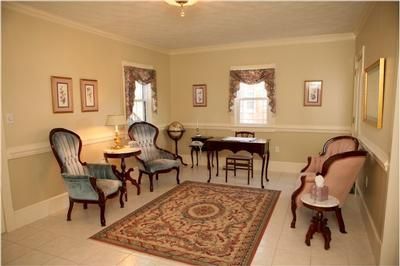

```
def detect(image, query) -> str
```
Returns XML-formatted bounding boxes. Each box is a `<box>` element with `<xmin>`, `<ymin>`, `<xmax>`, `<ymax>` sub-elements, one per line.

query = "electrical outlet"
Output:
<box><xmin>6</xmin><ymin>113</ymin><xmax>14</xmax><ymax>124</ymax></box>
<box><xmin>275</xmin><ymin>146</ymin><xmax>280</xmax><ymax>153</ymax></box>
<box><xmin>365</xmin><ymin>176</ymin><xmax>368</xmax><ymax>188</ymax></box>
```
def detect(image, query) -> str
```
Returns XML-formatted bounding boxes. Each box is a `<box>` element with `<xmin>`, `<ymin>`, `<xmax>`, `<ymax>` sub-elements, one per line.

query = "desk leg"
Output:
<box><xmin>120</xmin><ymin>158</ymin><xmax>128</xmax><ymax>201</ymax></box>
<box><xmin>261</xmin><ymin>156</ymin><xmax>266</xmax><ymax>189</ymax></box>
<box><xmin>265</xmin><ymin>150</ymin><xmax>270</xmax><ymax>182</ymax></box>
<box><xmin>207</xmin><ymin>151</ymin><xmax>212</xmax><ymax>183</ymax></box>
<box><xmin>191</xmin><ymin>148</ymin><xmax>195</xmax><ymax>168</ymax></box>
<box><xmin>125</xmin><ymin>168</ymin><xmax>140</xmax><ymax>195</ymax></box>
<box><xmin>216</xmin><ymin>151</ymin><xmax>219</xmax><ymax>176</ymax></box>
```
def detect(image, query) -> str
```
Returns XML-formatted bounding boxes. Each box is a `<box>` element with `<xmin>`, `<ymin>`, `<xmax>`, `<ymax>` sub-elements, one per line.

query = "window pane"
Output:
<box><xmin>133</xmin><ymin>100</ymin><xmax>146</xmax><ymax>121</ymax></box>
<box><xmin>134</xmin><ymin>81</ymin><xmax>144</xmax><ymax>100</ymax></box>
<box><xmin>238</xmin><ymin>82</ymin><xmax>266</xmax><ymax>98</ymax></box>
<box><xmin>239</xmin><ymin>99</ymin><xmax>267</xmax><ymax>124</ymax></box>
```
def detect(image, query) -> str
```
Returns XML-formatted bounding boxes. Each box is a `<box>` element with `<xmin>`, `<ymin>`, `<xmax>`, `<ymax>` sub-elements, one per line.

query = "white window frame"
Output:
<box><xmin>122</xmin><ymin>61</ymin><xmax>153</xmax><ymax>123</ymax></box>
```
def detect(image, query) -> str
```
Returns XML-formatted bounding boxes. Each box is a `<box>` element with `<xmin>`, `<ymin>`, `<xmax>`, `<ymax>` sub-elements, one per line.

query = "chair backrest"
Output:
<box><xmin>128</xmin><ymin>121</ymin><xmax>161</xmax><ymax>162</ymax></box>
<box><xmin>49</xmin><ymin>128</ymin><xmax>89</xmax><ymax>175</ymax></box>
<box><xmin>321</xmin><ymin>150</ymin><xmax>367</xmax><ymax>205</ymax></box>
<box><xmin>235</xmin><ymin>131</ymin><xmax>255</xmax><ymax>138</ymax></box>
<box><xmin>321</xmin><ymin>136</ymin><xmax>359</xmax><ymax>157</ymax></box>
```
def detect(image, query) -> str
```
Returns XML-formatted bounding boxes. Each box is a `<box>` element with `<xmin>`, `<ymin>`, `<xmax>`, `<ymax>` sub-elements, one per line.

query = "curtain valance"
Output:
<box><xmin>124</xmin><ymin>66</ymin><xmax>157</xmax><ymax>118</ymax></box>
<box><xmin>228</xmin><ymin>68</ymin><xmax>276</xmax><ymax>113</ymax></box>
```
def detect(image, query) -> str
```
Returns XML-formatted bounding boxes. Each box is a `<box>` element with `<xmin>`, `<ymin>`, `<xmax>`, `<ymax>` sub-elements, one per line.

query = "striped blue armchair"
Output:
<box><xmin>49</xmin><ymin>128</ymin><xmax>123</xmax><ymax>226</ymax></box>
<box><xmin>128</xmin><ymin>122</ymin><xmax>180</xmax><ymax>192</ymax></box>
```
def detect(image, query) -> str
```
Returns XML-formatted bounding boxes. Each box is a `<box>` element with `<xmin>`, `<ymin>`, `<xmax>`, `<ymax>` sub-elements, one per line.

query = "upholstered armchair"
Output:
<box><xmin>301</xmin><ymin>135</ymin><xmax>359</xmax><ymax>174</ymax></box>
<box><xmin>291</xmin><ymin>150</ymin><xmax>367</xmax><ymax>233</ymax></box>
<box><xmin>128</xmin><ymin>121</ymin><xmax>180</xmax><ymax>192</ymax></box>
<box><xmin>49</xmin><ymin>128</ymin><xmax>123</xmax><ymax>226</ymax></box>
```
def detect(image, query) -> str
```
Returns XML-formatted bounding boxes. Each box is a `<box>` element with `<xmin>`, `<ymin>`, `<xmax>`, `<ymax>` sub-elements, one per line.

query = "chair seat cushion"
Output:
<box><xmin>96</xmin><ymin>179</ymin><xmax>122</xmax><ymax>197</ymax></box>
<box><xmin>227</xmin><ymin>154</ymin><xmax>253</xmax><ymax>160</ymax></box>
<box><xmin>146</xmin><ymin>159</ymin><xmax>180</xmax><ymax>173</ymax></box>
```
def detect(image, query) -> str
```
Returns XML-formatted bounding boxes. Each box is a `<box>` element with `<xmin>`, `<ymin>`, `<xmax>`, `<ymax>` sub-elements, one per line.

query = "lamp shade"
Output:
<box><xmin>164</xmin><ymin>0</ymin><xmax>198</xmax><ymax>6</ymax></box>
<box><xmin>105</xmin><ymin>115</ymin><xmax>126</xmax><ymax>126</ymax></box>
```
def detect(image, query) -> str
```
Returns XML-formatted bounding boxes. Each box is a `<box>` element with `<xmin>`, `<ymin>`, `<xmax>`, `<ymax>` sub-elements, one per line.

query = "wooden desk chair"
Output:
<box><xmin>225</xmin><ymin>131</ymin><xmax>255</xmax><ymax>184</ymax></box>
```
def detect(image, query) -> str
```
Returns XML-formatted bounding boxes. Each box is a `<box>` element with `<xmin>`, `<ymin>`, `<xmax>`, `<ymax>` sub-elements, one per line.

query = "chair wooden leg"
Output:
<box><xmin>156</xmin><ymin>174</ymin><xmax>159</xmax><ymax>181</ymax></box>
<box><xmin>99</xmin><ymin>201</ymin><xmax>106</xmax><ymax>226</ymax></box>
<box><xmin>247</xmin><ymin>163</ymin><xmax>250</xmax><ymax>185</ymax></box>
<box><xmin>67</xmin><ymin>199</ymin><xmax>74</xmax><ymax>221</ymax></box>
<box><xmin>119</xmin><ymin>187</ymin><xmax>124</xmax><ymax>208</ymax></box>
<box><xmin>335</xmin><ymin>207</ymin><xmax>347</xmax><ymax>233</ymax></box>
<box><xmin>83</xmin><ymin>203</ymin><xmax>88</xmax><ymax>209</ymax></box>
<box><xmin>176</xmin><ymin>167</ymin><xmax>180</xmax><ymax>185</ymax></box>
<box><xmin>290</xmin><ymin>198</ymin><xmax>297</xmax><ymax>228</ymax></box>
<box><xmin>251</xmin><ymin>159</ymin><xmax>254</xmax><ymax>178</ymax></box>
<box><xmin>191</xmin><ymin>148</ymin><xmax>195</xmax><ymax>168</ymax></box>
<box><xmin>225</xmin><ymin>159</ymin><xmax>228</xmax><ymax>183</ymax></box>
<box><xmin>234</xmin><ymin>159</ymin><xmax>237</xmax><ymax>177</ymax></box>
<box><xmin>138</xmin><ymin>171</ymin><xmax>143</xmax><ymax>185</ymax></box>
<box><xmin>149</xmin><ymin>174</ymin><xmax>154</xmax><ymax>192</ymax></box>
<box><xmin>196</xmin><ymin>150</ymin><xmax>199</xmax><ymax>166</ymax></box>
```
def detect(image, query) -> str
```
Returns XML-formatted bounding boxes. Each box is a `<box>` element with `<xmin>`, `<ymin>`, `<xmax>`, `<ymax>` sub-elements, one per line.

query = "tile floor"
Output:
<box><xmin>2</xmin><ymin>166</ymin><xmax>376</xmax><ymax>265</ymax></box>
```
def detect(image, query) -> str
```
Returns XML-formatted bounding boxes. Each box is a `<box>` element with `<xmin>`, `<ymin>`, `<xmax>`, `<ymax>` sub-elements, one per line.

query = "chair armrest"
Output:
<box><xmin>61</xmin><ymin>174</ymin><xmax>104</xmax><ymax>200</ymax></box>
<box><xmin>86</xmin><ymin>163</ymin><xmax>118</xmax><ymax>180</ymax></box>
<box><xmin>301</xmin><ymin>155</ymin><xmax>325</xmax><ymax>173</ymax></box>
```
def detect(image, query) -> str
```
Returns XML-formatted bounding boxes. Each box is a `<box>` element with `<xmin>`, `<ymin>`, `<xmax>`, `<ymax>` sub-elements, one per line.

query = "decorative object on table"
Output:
<box><xmin>304</xmin><ymin>80</ymin><xmax>322</xmax><ymax>106</ymax></box>
<box><xmin>49</xmin><ymin>128</ymin><xmax>124</xmax><ymax>226</ymax></box>
<box><xmin>128</xmin><ymin>121</ymin><xmax>180</xmax><ymax>192</ymax></box>
<box><xmin>195</xmin><ymin>120</ymin><xmax>200</xmax><ymax>136</ymax></box>
<box><xmin>164</xmin><ymin>0</ymin><xmax>198</xmax><ymax>17</ymax></box>
<box><xmin>301</xmin><ymin>193</ymin><xmax>339</xmax><ymax>250</ymax></box>
<box><xmin>80</xmin><ymin>79</ymin><xmax>98</xmax><ymax>112</ymax></box>
<box><xmin>105</xmin><ymin>115</ymin><xmax>126</xmax><ymax>149</ymax></box>
<box><xmin>190</xmin><ymin>135</ymin><xmax>214</xmax><ymax>168</ymax></box>
<box><xmin>51</xmin><ymin>76</ymin><xmax>73</xmax><ymax>113</ymax></box>
<box><xmin>91</xmin><ymin>181</ymin><xmax>280</xmax><ymax>265</ymax></box>
<box><xmin>192</xmin><ymin>84</ymin><xmax>207</xmax><ymax>107</ymax></box>
<box><xmin>225</xmin><ymin>131</ymin><xmax>255</xmax><ymax>185</ymax></box>
<box><xmin>311</xmin><ymin>175</ymin><xmax>328</xmax><ymax>201</ymax></box>
<box><xmin>104</xmin><ymin>146</ymin><xmax>141</xmax><ymax>199</ymax></box>
<box><xmin>363</xmin><ymin>58</ymin><xmax>385</xmax><ymax>128</ymax></box>
<box><xmin>290</xmin><ymin>150</ymin><xmax>367</xmax><ymax>234</ymax></box>
<box><xmin>166</xmin><ymin>121</ymin><xmax>187</xmax><ymax>166</ymax></box>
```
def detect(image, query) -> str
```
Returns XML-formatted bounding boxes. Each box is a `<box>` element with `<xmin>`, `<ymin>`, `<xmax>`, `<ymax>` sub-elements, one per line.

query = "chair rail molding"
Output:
<box><xmin>183</xmin><ymin>123</ymin><xmax>351</xmax><ymax>134</ymax></box>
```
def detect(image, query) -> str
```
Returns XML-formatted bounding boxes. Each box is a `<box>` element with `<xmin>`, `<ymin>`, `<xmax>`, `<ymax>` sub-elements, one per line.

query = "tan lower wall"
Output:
<box><xmin>356</xmin><ymin>156</ymin><xmax>388</xmax><ymax>262</ymax></box>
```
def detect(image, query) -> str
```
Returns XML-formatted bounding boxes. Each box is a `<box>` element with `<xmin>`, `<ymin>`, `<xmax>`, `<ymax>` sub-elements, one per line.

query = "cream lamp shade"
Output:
<box><xmin>105</xmin><ymin>115</ymin><xmax>126</xmax><ymax>149</ymax></box>
<box><xmin>164</xmin><ymin>0</ymin><xmax>198</xmax><ymax>17</ymax></box>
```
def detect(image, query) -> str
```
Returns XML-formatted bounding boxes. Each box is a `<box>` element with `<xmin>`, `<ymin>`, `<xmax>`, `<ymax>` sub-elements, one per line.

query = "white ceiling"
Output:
<box><xmin>14</xmin><ymin>1</ymin><xmax>371</xmax><ymax>52</ymax></box>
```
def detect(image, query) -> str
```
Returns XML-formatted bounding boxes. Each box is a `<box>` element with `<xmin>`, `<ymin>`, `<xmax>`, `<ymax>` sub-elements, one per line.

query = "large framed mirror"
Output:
<box><xmin>363</xmin><ymin>58</ymin><xmax>385</xmax><ymax>128</ymax></box>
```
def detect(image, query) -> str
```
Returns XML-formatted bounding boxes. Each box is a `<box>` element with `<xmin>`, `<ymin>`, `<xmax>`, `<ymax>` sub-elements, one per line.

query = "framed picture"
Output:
<box><xmin>304</xmin><ymin>80</ymin><xmax>323</xmax><ymax>106</ymax></box>
<box><xmin>51</xmin><ymin>76</ymin><xmax>73</xmax><ymax>113</ymax></box>
<box><xmin>193</xmin><ymin>84</ymin><xmax>207</xmax><ymax>107</ymax></box>
<box><xmin>80</xmin><ymin>79</ymin><xmax>98</xmax><ymax>112</ymax></box>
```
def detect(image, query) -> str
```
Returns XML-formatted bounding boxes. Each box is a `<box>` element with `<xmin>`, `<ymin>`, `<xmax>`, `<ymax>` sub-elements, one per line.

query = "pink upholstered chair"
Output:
<box><xmin>290</xmin><ymin>150</ymin><xmax>367</xmax><ymax>233</ymax></box>
<box><xmin>301</xmin><ymin>136</ymin><xmax>359</xmax><ymax>174</ymax></box>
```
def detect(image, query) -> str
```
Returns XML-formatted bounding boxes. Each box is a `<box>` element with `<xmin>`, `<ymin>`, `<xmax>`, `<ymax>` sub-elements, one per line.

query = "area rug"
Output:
<box><xmin>91</xmin><ymin>181</ymin><xmax>280</xmax><ymax>265</ymax></box>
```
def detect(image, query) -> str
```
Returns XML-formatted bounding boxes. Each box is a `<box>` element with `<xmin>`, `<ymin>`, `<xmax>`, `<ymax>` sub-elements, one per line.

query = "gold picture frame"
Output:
<box><xmin>193</xmin><ymin>84</ymin><xmax>207</xmax><ymax>107</ymax></box>
<box><xmin>51</xmin><ymin>76</ymin><xmax>73</xmax><ymax>113</ymax></box>
<box><xmin>80</xmin><ymin>79</ymin><xmax>98</xmax><ymax>112</ymax></box>
<box><xmin>304</xmin><ymin>80</ymin><xmax>323</xmax><ymax>106</ymax></box>
<box><xmin>363</xmin><ymin>58</ymin><xmax>385</xmax><ymax>128</ymax></box>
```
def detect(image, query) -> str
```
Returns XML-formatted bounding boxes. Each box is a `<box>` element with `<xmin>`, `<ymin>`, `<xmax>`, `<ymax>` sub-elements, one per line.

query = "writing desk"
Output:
<box><xmin>205</xmin><ymin>137</ymin><xmax>270</xmax><ymax>188</ymax></box>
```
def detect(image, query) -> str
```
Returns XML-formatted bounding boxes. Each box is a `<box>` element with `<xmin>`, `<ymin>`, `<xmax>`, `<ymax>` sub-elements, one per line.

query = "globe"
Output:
<box><xmin>167</xmin><ymin>121</ymin><xmax>185</xmax><ymax>140</ymax></box>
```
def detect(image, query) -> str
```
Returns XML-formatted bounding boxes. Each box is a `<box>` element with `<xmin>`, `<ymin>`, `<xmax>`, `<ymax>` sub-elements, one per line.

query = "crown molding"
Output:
<box><xmin>4</xmin><ymin>2</ymin><xmax>169</xmax><ymax>55</ymax></box>
<box><xmin>169</xmin><ymin>33</ymin><xmax>356</xmax><ymax>55</ymax></box>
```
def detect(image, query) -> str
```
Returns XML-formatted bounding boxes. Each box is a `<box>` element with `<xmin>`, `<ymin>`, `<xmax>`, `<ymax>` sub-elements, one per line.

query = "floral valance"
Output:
<box><xmin>124</xmin><ymin>66</ymin><xmax>157</xmax><ymax>118</ymax></box>
<box><xmin>228</xmin><ymin>68</ymin><xmax>276</xmax><ymax>113</ymax></box>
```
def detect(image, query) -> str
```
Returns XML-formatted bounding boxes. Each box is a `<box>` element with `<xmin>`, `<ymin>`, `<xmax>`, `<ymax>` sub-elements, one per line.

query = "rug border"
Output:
<box><xmin>90</xmin><ymin>181</ymin><xmax>281</xmax><ymax>265</ymax></box>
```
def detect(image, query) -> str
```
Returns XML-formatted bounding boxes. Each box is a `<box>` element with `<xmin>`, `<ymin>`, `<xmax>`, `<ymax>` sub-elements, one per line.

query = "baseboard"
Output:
<box><xmin>355</xmin><ymin>184</ymin><xmax>381</xmax><ymax>263</ymax></box>
<box><xmin>180</xmin><ymin>154</ymin><xmax>303</xmax><ymax>173</ymax></box>
<box><xmin>12</xmin><ymin>193</ymin><xmax>69</xmax><ymax>230</ymax></box>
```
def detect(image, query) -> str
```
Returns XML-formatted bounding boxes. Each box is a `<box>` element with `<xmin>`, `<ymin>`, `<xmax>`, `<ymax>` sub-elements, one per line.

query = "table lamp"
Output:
<box><xmin>106</xmin><ymin>115</ymin><xmax>126</xmax><ymax>149</ymax></box>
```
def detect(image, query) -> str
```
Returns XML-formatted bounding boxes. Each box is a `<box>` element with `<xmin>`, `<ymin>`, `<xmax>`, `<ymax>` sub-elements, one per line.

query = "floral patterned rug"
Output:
<box><xmin>91</xmin><ymin>181</ymin><xmax>280</xmax><ymax>265</ymax></box>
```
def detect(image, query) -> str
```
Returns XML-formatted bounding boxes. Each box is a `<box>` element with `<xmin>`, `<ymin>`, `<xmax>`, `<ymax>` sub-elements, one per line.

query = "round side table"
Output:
<box><xmin>104</xmin><ymin>146</ymin><xmax>141</xmax><ymax>201</ymax></box>
<box><xmin>301</xmin><ymin>193</ymin><xmax>339</xmax><ymax>250</ymax></box>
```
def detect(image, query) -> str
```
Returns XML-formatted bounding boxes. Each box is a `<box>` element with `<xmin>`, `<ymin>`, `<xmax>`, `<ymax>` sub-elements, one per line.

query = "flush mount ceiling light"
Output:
<box><xmin>165</xmin><ymin>0</ymin><xmax>198</xmax><ymax>17</ymax></box>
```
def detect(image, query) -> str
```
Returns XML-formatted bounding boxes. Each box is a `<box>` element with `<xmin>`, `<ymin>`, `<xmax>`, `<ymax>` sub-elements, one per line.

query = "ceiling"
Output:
<box><xmin>14</xmin><ymin>1</ymin><xmax>371</xmax><ymax>53</ymax></box>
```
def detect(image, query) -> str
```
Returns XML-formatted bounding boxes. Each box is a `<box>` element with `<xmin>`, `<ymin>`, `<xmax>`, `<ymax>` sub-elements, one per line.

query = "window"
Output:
<box><xmin>235</xmin><ymin>81</ymin><xmax>268</xmax><ymax>125</ymax></box>
<box><xmin>128</xmin><ymin>81</ymin><xmax>151</xmax><ymax>125</ymax></box>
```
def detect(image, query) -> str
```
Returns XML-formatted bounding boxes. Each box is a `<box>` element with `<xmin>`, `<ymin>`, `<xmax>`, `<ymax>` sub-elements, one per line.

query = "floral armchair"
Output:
<box><xmin>128</xmin><ymin>122</ymin><xmax>180</xmax><ymax>192</ymax></box>
<box><xmin>49</xmin><ymin>128</ymin><xmax>123</xmax><ymax>226</ymax></box>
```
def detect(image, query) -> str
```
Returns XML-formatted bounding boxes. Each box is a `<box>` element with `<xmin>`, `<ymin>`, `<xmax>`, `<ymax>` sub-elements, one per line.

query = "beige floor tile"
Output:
<box><xmin>2</xmin><ymin>225</ymin><xmax>39</xmax><ymax>242</ymax></box>
<box><xmin>1</xmin><ymin>241</ymin><xmax>32</xmax><ymax>264</ymax></box>
<box><xmin>43</xmin><ymin>257</ymin><xmax>78</xmax><ymax>265</ymax></box>
<box><xmin>79</xmin><ymin>248</ymin><xmax>130</xmax><ymax>265</ymax></box>
<box><xmin>6</xmin><ymin>250</ymin><xmax>55</xmax><ymax>265</ymax></box>
<box><xmin>38</xmin><ymin>236</ymin><xmax>82</xmax><ymax>256</ymax></box>
<box><xmin>14</xmin><ymin>230</ymin><xmax>59</xmax><ymax>249</ymax></box>
<box><xmin>272</xmin><ymin>248</ymin><xmax>311</xmax><ymax>265</ymax></box>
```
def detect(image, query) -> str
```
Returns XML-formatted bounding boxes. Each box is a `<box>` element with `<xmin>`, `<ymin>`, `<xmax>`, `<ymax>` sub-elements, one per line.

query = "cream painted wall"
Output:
<box><xmin>2</xmin><ymin>8</ymin><xmax>171</xmax><ymax>210</ymax></box>
<box><xmin>170</xmin><ymin>39</ymin><xmax>355</xmax><ymax>161</ymax></box>
<box><xmin>354</xmin><ymin>2</ymin><xmax>399</xmax><ymax>264</ymax></box>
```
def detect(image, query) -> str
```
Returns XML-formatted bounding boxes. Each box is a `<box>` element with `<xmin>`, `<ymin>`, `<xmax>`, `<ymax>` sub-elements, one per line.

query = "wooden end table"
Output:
<box><xmin>104</xmin><ymin>146</ymin><xmax>141</xmax><ymax>201</ymax></box>
<box><xmin>301</xmin><ymin>193</ymin><xmax>339</xmax><ymax>250</ymax></box>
